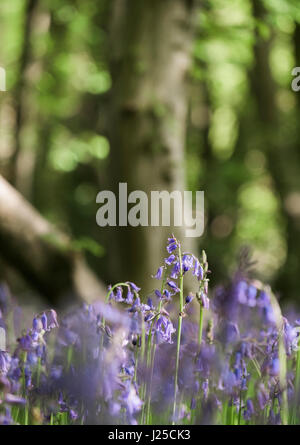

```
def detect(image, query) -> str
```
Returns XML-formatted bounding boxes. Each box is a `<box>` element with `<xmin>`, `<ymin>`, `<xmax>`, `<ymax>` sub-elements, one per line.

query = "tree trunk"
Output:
<box><xmin>250</xmin><ymin>0</ymin><xmax>300</xmax><ymax>301</ymax></box>
<box><xmin>0</xmin><ymin>175</ymin><xmax>106</xmax><ymax>307</ymax></box>
<box><xmin>10</xmin><ymin>0</ymin><xmax>38</xmax><ymax>187</ymax></box>
<box><xmin>108</xmin><ymin>0</ymin><xmax>198</xmax><ymax>293</ymax></box>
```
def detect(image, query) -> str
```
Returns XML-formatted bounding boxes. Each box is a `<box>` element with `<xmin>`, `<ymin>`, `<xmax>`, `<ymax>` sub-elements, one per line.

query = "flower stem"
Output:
<box><xmin>172</xmin><ymin>245</ymin><xmax>184</xmax><ymax>424</ymax></box>
<box><xmin>144</xmin><ymin>279</ymin><xmax>165</xmax><ymax>424</ymax></box>
<box><xmin>291</xmin><ymin>338</ymin><xmax>300</xmax><ymax>423</ymax></box>
<box><xmin>198</xmin><ymin>303</ymin><xmax>204</xmax><ymax>350</ymax></box>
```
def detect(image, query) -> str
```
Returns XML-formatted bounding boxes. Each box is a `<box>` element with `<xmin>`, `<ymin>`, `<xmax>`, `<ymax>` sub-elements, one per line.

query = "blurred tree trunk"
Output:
<box><xmin>9</xmin><ymin>0</ymin><xmax>38</xmax><ymax>187</ymax></box>
<box><xmin>251</xmin><ymin>1</ymin><xmax>300</xmax><ymax>300</ymax></box>
<box><xmin>108</xmin><ymin>0</ymin><xmax>198</xmax><ymax>293</ymax></box>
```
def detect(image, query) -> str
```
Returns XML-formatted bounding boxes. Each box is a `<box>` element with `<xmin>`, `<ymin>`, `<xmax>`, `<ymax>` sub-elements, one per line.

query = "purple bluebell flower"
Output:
<box><xmin>167</xmin><ymin>281</ymin><xmax>180</xmax><ymax>293</ymax></box>
<box><xmin>196</xmin><ymin>291</ymin><xmax>209</xmax><ymax>309</ymax></box>
<box><xmin>165</xmin><ymin>255</ymin><xmax>176</xmax><ymax>266</ymax></box>
<box><xmin>153</xmin><ymin>266</ymin><xmax>164</xmax><ymax>280</ymax></box>
<box><xmin>155</xmin><ymin>289</ymin><xmax>162</xmax><ymax>299</ymax></box>
<box><xmin>220</xmin><ymin>321</ymin><xmax>240</xmax><ymax>345</ymax></box>
<box><xmin>121</xmin><ymin>382</ymin><xmax>143</xmax><ymax>418</ymax></box>
<box><xmin>0</xmin><ymin>408</ymin><xmax>13</xmax><ymax>425</ymax></box>
<box><xmin>4</xmin><ymin>393</ymin><xmax>26</xmax><ymax>405</ymax></box>
<box><xmin>129</xmin><ymin>297</ymin><xmax>141</xmax><ymax>313</ymax></box>
<box><xmin>69</xmin><ymin>409</ymin><xmax>78</xmax><ymax>421</ymax></box>
<box><xmin>32</xmin><ymin>317</ymin><xmax>42</xmax><ymax>333</ymax></box>
<box><xmin>283</xmin><ymin>318</ymin><xmax>299</xmax><ymax>355</ymax></box>
<box><xmin>0</xmin><ymin>351</ymin><xmax>11</xmax><ymax>375</ymax></box>
<box><xmin>125</xmin><ymin>287</ymin><xmax>134</xmax><ymax>304</ymax></box>
<box><xmin>127</xmin><ymin>282</ymin><xmax>141</xmax><ymax>293</ymax></box>
<box><xmin>116</xmin><ymin>286</ymin><xmax>124</xmax><ymax>302</ymax></box>
<box><xmin>182</xmin><ymin>254</ymin><xmax>193</xmax><ymax>273</ymax></box>
<box><xmin>166</xmin><ymin>242</ymin><xmax>177</xmax><ymax>254</ymax></box>
<box><xmin>268</xmin><ymin>409</ymin><xmax>281</xmax><ymax>425</ymax></box>
<box><xmin>236</xmin><ymin>280</ymin><xmax>248</xmax><ymax>304</ymax></box>
<box><xmin>257</xmin><ymin>384</ymin><xmax>269</xmax><ymax>410</ymax></box>
<box><xmin>108</xmin><ymin>285</ymin><xmax>115</xmax><ymax>301</ymax></box>
<box><xmin>190</xmin><ymin>397</ymin><xmax>196</xmax><ymax>410</ymax></box>
<box><xmin>202</xmin><ymin>379</ymin><xmax>209</xmax><ymax>399</ymax></box>
<box><xmin>155</xmin><ymin>315</ymin><xmax>176</xmax><ymax>344</ymax></box>
<box><xmin>41</xmin><ymin>313</ymin><xmax>47</xmax><ymax>331</ymax></box>
<box><xmin>247</xmin><ymin>285</ymin><xmax>257</xmax><ymax>307</ymax></box>
<box><xmin>185</xmin><ymin>293</ymin><xmax>194</xmax><ymax>305</ymax></box>
<box><xmin>243</xmin><ymin>399</ymin><xmax>254</xmax><ymax>421</ymax></box>
<box><xmin>170</xmin><ymin>262</ymin><xmax>180</xmax><ymax>279</ymax></box>
<box><xmin>46</xmin><ymin>310</ymin><xmax>59</xmax><ymax>331</ymax></box>
<box><xmin>0</xmin><ymin>375</ymin><xmax>10</xmax><ymax>393</ymax></box>
<box><xmin>193</xmin><ymin>259</ymin><xmax>203</xmax><ymax>280</ymax></box>
<box><xmin>163</xmin><ymin>289</ymin><xmax>172</xmax><ymax>301</ymax></box>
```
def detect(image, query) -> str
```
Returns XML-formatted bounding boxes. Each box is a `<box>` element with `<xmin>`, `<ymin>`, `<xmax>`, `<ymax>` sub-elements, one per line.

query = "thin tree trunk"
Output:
<box><xmin>10</xmin><ymin>0</ymin><xmax>38</xmax><ymax>186</ymax></box>
<box><xmin>250</xmin><ymin>0</ymin><xmax>300</xmax><ymax>300</ymax></box>
<box><xmin>108</xmin><ymin>0</ymin><xmax>198</xmax><ymax>293</ymax></box>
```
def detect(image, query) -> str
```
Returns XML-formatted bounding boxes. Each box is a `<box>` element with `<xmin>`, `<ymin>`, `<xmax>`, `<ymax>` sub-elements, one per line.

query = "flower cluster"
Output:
<box><xmin>0</xmin><ymin>236</ymin><xmax>300</xmax><ymax>425</ymax></box>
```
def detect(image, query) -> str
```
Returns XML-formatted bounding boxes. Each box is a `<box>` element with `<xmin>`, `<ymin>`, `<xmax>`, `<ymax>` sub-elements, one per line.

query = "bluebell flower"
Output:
<box><xmin>125</xmin><ymin>287</ymin><xmax>134</xmax><ymax>304</ymax></box>
<box><xmin>32</xmin><ymin>317</ymin><xmax>43</xmax><ymax>333</ymax></box>
<box><xmin>165</xmin><ymin>255</ymin><xmax>176</xmax><ymax>266</ymax></box>
<box><xmin>69</xmin><ymin>409</ymin><xmax>78</xmax><ymax>421</ymax></box>
<box><xmin>0</xmin><ymin>351</ymin><xmax>11</xmax><ymax>375</ymax></box>
<box><xmin>247</xmin><ymin>285</ymin><xmax>257</xmax><ymax>307</ymax></box>
<box><xmin>129</xmin><ymin>297</ymin><xmax>141</xmax><ymax>313</ymax></box>
<box><xmin>46</xmin><ymin>310</ymin><xmax>59</xmax><ymax>331</ymax></box>
<box><xmin>257</xmin><ymin>291</ymin><xmax>276</xmax><ymax>326</ymax></box>
<box><xmin>0</xmin><ymin>408</ymin><xmax>13</xmax><ymax>425</ymax></box>
<box><xmin>185</xmin><ymin>293</ymin><xmax>194</xmax><ymax>305</ymax></box>
<box><xmin>220</xmin><ymin>366</ymin><xmax>238</xmax><ymax>394</ymax></box>
<box><xmin>155</xmin><ymin>289</ymin><xmax>162</xmax><ymax>299</ymax></box>
<box><xmin>193</xmin><ymin>259</ymin><xmax>203</xmax><ymax>280</ymax></box>
<box><xmin>196</xmin><ymin>291</ymin><xmax>209</xmax><ymax>309</ymax></box>
<box><xmin>236</xmin><ymin>280</ymin><xmax>248</xmax><ymax>304</ymax></box>
<box><xmin>153</xmin><ymin>266</ymin><xmax>164</xmax><ymax>280</ymax></box>
<box><xmin>166</xmin><ymin>242</ymin><xmax>177</xmax><ymax>254</ymax></box>
<box><xmin>4</xmin><ymin>393</ymin><xmax>26</xmax><ymax>405</ymax></box>
<box><xmin>170</xmin><ymin>262</ymin><xmax>180</xmax><ymax>279</ymax></box>
<box><xmin>115</xmin><ymin>286</ymin><xmax>124</xmax><ymax>302</ymax></box>
<box><xmin>268</xmin><ymin>409</ymin><xmax>281</xmax><ymax>425</ymax></box>
<box><xmin>243</xmin><ymin>399</ymin><xmax>254</xmax><ymax>421</ymax></box>
<box><xmin>262</xmin><ymin>354</ymin><xmax>280</xmax><ymax>377</ymax></box>
<box><xmin>167</xmin><ymin>281</ymin><xmax>180</xmax><ymax>293</ymax></box>
<box><xmin>121</xmin><ymin>381</ymin><xmax>143</xmax><ymax>419</ymax></box>
<box><xmin>257</xmin><ymin>383</ymin><xmax>269</xmax><ymax>410</ymax></box>
<box><xmin>190</xmin><ymin>397</ymin><xmax>196</xmax><ymax>410</ymax></box>
<box><xmin>127</xmin><ymin>282</ymin><xmax>141</xmax><ymax>293</ymax></box>
<box><xmin>155</xmin><ymin>315</ymin><xmax>176</xmax><ymax>344</ymax></box>
<box><xmin>219</xmin><ymin>321</ymin><xmax>240</xmax><ymax>345</ymax></box>
<box><xmin>182</xmin><ymin>254</ymin><xmax>193</xmax><ymax>273</ymax></box>
<box><xmin>147</xmin><ymin>298</ymin><xmax>154</xmax><ymax>309</ymax></box>
<box><xmin>283</xmin><ymin>318</ymin><xmax>299</xmax><ymax>355</ymax></box>
<box><xmin>163</xmin><ymin>289</ymin><xmax>172</xmax><ymax>301</ymax></box>
<box><xmin>202</xmin><ymin>379</ymin><xmax>209</xmax><ymax>399</ymax></box>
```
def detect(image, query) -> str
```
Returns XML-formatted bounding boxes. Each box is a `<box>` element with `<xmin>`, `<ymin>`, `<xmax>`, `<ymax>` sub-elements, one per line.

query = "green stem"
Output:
<box><xmin>198</xmin><ymin>303</ymin><xmax>204</xmax><ymax>350</ymax></box>
<box><xmin>134</xmin><ymin>347</ymin><xmax>139</xmax><ymax>383</ymax></box>
<box><xmin>101</xmin><ymin>282</ymin><xmax>131</xmax><ymax>350</ymax></box>
<box><xmin>172</xmin><ymin>245</ymin><xmax>184</xmax><ymax>425</ymax></box>
<box><xmin>36</xmin><ymin>357</ymin><xmax>41</xmax><ymax>387</ymax></box>
<box><xmin>144</xmin><ymin>279</ymin><xmax>165</xmax><ymax>424</ymax></box>
<box><xmin>292</xmin><ymin>338</ymin><xmax>300</xmax><ymax>423</ymax></box>
<box><xmin>238</xmin><ymin>388</ymin><xmax>242</xmax><ymax>425</ymax></box>
<box><xmin>278</xmin><ymin>325</ymin><xmax>289</xmax><ymax>425</ymax></box>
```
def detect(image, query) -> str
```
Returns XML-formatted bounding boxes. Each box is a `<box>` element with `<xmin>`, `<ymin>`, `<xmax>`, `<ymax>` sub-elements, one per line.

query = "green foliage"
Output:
<box><xmin>0</xmin><ymin>0</ymin><xmax>299</xmax><ymax>299</ymax></box>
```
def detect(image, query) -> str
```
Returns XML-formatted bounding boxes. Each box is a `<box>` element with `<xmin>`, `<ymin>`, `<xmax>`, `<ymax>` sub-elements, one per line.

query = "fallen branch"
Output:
<box><xmin>0</xmin><ymin>174</ymin><xmax>106</xmax><ymax>307</ymax></box>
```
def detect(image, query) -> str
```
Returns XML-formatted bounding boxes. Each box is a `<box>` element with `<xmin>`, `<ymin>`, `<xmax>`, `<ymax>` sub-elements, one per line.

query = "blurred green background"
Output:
<box><xmin>0</xmin><ymin>0</ymin><xmax>300</xmax><ymax>305</ymax></box>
